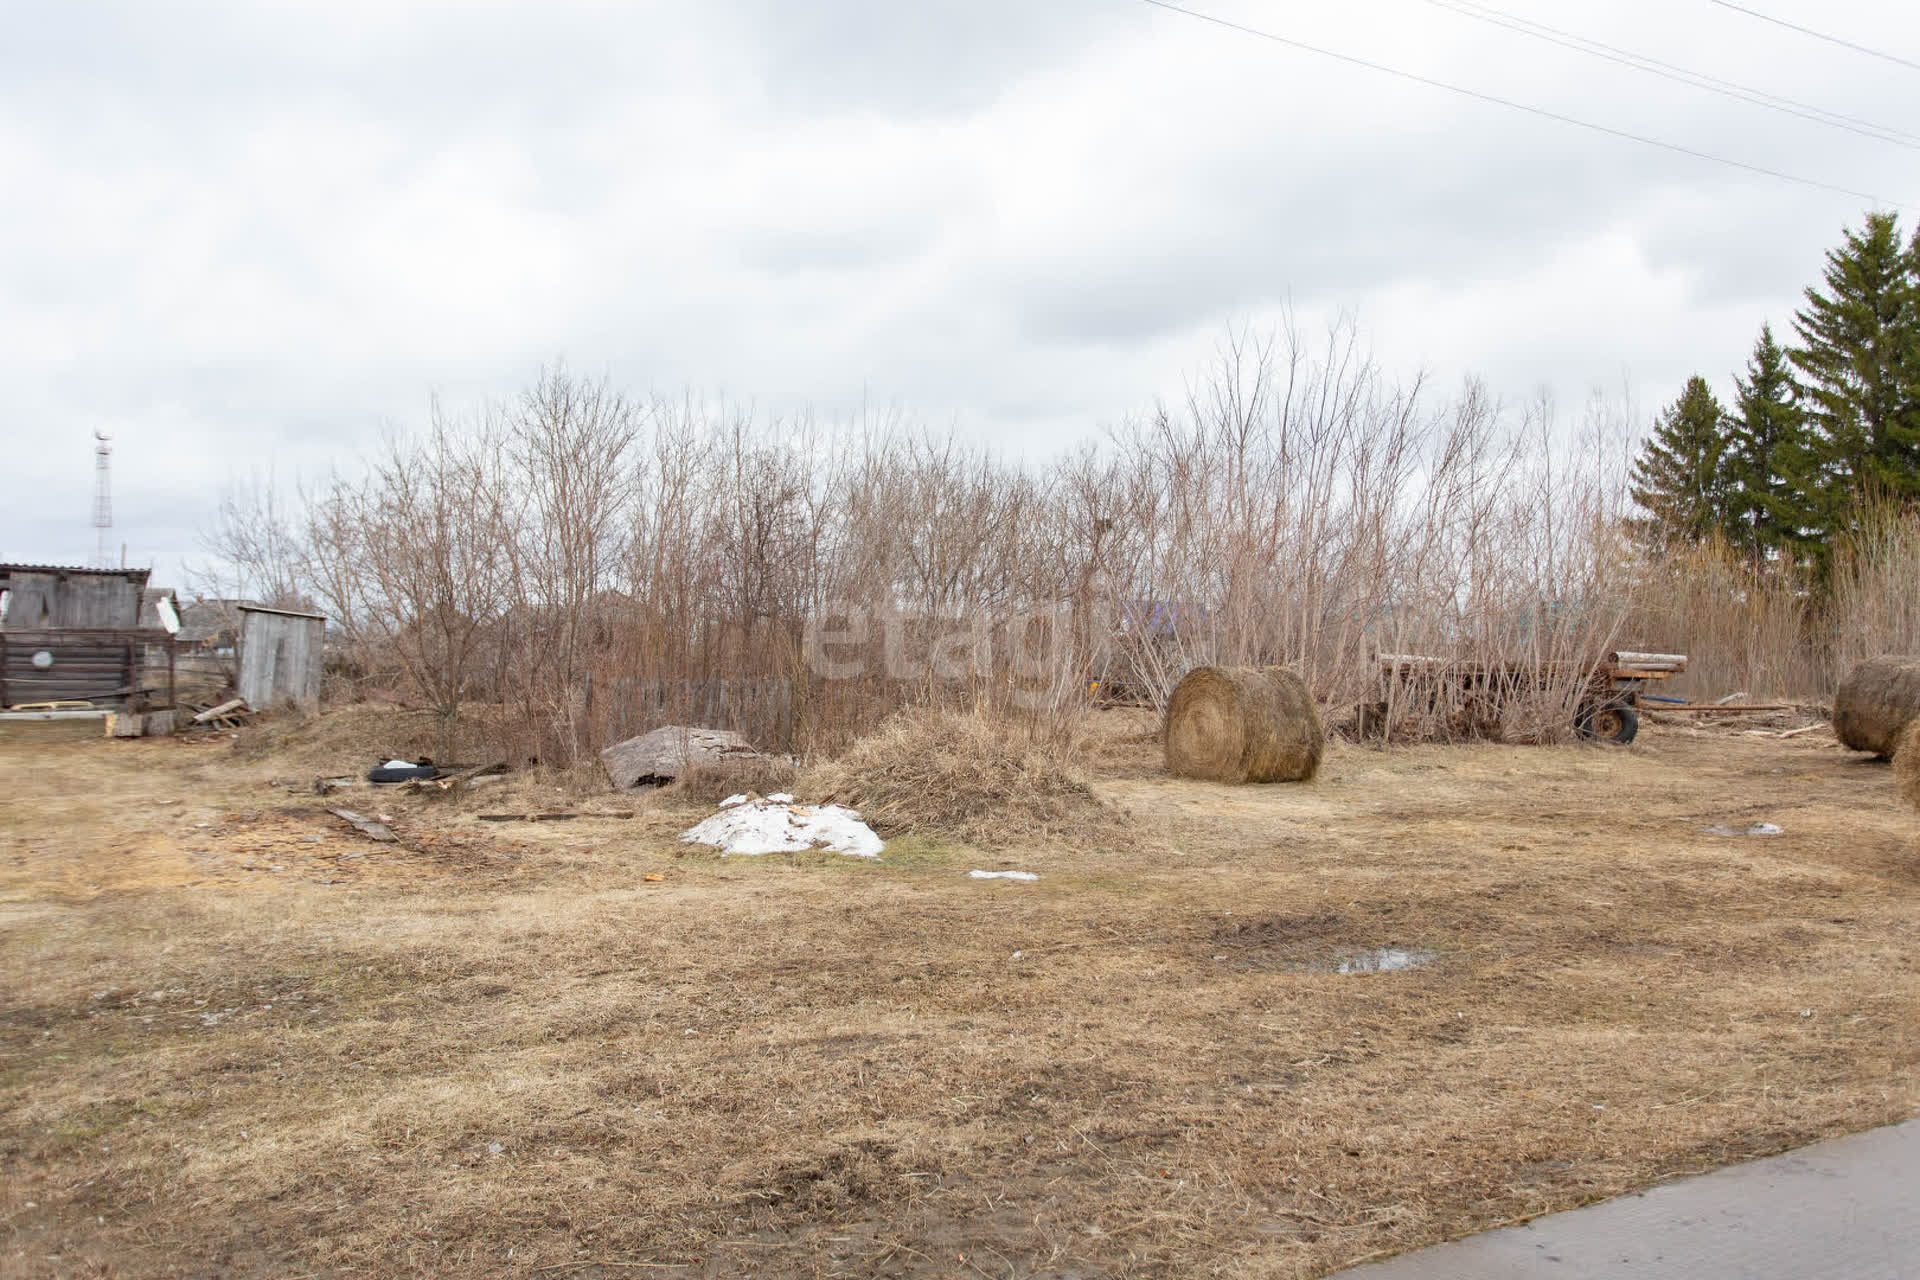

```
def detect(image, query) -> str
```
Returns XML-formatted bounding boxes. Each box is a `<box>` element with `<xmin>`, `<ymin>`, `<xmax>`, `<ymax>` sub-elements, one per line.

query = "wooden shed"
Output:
<box><xmin>0</xmin><ymin>565</ymin><xmax>175</xmax><ymax>711</ymax></box>
<box><xmin>236</xmin><ymin>605</ymin><xmax>325</xmax><ymax>710</ymax></box>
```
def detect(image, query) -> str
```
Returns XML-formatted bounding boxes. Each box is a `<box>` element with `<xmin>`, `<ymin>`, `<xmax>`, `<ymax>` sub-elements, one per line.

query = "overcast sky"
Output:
<box><xmin>3</xmin><ymin>0</ymin><xmax>1916</xmax><ymax>584</ymax></box>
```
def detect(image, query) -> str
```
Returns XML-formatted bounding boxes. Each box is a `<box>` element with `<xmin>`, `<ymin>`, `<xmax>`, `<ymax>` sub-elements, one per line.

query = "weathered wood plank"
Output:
<box><xmin>326</xmin><ymin>807</ymin><xmax>397</xmax><ymax>842</ymax></box>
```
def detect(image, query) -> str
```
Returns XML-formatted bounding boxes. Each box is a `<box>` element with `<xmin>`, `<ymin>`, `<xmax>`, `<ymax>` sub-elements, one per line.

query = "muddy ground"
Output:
<box><xmin>2</xmin><ymin>710</ymin><xmax>1916</xmax><ymax>1278</ymax></box>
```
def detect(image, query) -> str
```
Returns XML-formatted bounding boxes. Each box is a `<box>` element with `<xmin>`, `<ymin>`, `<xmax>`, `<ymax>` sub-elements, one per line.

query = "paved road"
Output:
<box><xmin>1337</xmin><ymin>1119</ymin><xmax>1920</xmax><ymax>1279</ymax></box>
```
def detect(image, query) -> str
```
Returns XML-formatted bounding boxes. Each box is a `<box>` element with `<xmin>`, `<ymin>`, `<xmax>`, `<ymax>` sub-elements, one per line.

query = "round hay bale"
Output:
<box><xmin>1832</xmin><ymin>656</ymin><xmax>1920</xmax><ymax>756</ymax></box>
<box><xmin>1164</xmin><ymin>665</ymin><xmax>1324</xmax><ymax>783</ymax></box>
<box><xmin>1895</xmin><ymin>719</ymin><xmax>1920</xmax><ymax>815</ymax></box>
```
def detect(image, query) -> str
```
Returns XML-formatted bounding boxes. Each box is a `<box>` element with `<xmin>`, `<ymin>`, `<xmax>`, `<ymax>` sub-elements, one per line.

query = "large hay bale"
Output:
<box><xmin>1895</xmin><ymin>719</ymin><xmax>1920</xmax><ymax>815</ymax></box>
<box><xmin>1164</xmin><ymin>666</ymin><xmax>1323</xmax><ymax>783</ymax></box>
<box><xmin>1832</xmin><ymin>656</ymin><xmax>1920</xmax><ymax>756</ymax></box>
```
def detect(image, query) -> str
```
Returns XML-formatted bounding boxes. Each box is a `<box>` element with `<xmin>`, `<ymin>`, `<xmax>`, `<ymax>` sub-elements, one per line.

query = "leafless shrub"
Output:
<box><xmin>304</xmin><ymin>405</ymin><xmax>521</xmax><ymax>758</ymax></box>
<box><xmin>244</xmin><ymin>320</ymin><xmax>1920</xmax><ymax>765</ymax></box>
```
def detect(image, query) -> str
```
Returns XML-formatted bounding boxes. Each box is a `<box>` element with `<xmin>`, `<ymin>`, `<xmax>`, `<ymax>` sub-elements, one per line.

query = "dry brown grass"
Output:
<box><xmin>799</xmin><ymin>707</ymin><xmax>1124</xmax><ymax>849</ymax></box>
<box><xmin>1896</xmin><ymin>719</ymin><xmax>1920</xmax><ymax>814</ymax></box>
<box><xmin>666</xmin><ymin>757</ymin><xmax>800</xmax><ymax>806</ymax></box>
<box><xmin>3</xmin><ymin>708</ymin><xmax>1918</xmax><ymax>1279</ymax></box>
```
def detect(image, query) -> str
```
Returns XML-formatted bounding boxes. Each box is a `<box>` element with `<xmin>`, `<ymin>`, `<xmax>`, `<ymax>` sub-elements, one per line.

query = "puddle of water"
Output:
<box><xmin>1703</xmin><ymin>822</ymin><xmax>1784</xmax><ymax>837</ymax></box>
<box><xmin>1329</xmin><ymin>948</ymin><xmax>1434</xmax><ymax>974</ymax></box>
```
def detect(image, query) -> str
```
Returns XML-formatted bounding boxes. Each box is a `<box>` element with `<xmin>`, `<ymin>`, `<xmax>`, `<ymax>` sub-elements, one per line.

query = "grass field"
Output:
<box><xmin>2</xmin><ymin>709</ymin><xmax>1916</xmax><ymax>1278</ymax></box>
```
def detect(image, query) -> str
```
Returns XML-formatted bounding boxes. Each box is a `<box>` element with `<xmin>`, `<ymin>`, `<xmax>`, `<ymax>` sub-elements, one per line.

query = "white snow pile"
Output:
<box><xmin>1703</xmin><ymin>822</ymin><xmax>1785</xmax><ymax>838</ymax></box>
<box><xmin>682</xmin><ymin>795</ymin><xmax>883</xmax><ymax>858</ymax></box>
<box><xmin>969</xmin><ymin>870</ymin><xmax>1039</xmax><ymax>882</ymax></box>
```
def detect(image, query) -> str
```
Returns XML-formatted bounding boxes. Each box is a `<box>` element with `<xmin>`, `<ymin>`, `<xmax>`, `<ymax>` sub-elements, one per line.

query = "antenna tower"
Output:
<box><xmin>92</xmin><ymin>431</ymin><xmax>114</xmax><ymax>568</ymax></box>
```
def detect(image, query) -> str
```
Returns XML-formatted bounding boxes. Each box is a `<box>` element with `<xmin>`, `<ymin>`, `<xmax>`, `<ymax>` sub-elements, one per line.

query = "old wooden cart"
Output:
<box><xmin>1370</xmin><ymin>650</ymin><xmax>1690</xmax><ymax>744</ymax></box>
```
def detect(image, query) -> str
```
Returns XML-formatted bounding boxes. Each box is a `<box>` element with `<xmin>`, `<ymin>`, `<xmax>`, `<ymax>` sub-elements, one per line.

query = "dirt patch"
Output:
<box><xmin>1</xmin><ymin>710</ymin><xmax>1916</xmax><ymax>1278</ymax></box>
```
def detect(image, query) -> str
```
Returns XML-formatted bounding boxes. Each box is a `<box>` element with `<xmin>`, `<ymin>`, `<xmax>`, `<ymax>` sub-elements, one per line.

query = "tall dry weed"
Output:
<box><xmin>220</xmin><ymin>322</ymin><xmax>1920</xmax><ymax>756</ymax></box>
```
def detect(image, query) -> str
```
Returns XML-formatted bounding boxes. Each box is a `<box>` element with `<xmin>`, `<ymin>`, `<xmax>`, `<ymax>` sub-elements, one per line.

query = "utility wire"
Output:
<box><xmin>1707</xmin><ymin>1</ymin><xmax>1920</xmax><ymax>74</ymax></box>
<box><xmin>1134</xmin><ymin>0</ymin><xmax>1907</xmax><ymax>210</ymax></box>
<box><xmin>1425</xmin><ymin>0</ymin><xmax>1920</xmax><ymax>150</ymax></box>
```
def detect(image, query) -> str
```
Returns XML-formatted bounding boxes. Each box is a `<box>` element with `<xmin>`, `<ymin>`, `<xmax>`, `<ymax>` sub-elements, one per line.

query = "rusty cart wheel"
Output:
<box><xmin>1576</xmin><ymin>703</ymin><xmax>1638</xmax><ymax>745</ymax></box>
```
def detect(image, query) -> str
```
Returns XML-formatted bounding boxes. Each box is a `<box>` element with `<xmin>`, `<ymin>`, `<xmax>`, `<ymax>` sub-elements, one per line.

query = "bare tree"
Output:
<box><xmin>509</xmin><ymin>364</ymin><xmax>642</xmax><ymax>761</ymax></box>
<box><xmin>308</xmin><ymin>404</ymin><xmax>520</xmax><ymax>757</ymax></box>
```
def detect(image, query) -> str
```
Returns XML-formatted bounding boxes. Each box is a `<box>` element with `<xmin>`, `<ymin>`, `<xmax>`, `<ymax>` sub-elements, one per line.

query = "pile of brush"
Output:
<box><xmin>802</xmin><ymin>707</ymin><xmax>1122</xmax><ymax>848</ymax></box>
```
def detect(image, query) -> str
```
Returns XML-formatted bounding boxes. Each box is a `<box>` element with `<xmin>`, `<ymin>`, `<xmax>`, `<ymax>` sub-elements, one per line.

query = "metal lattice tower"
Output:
<box><xmin>92</xmin><ymin>431</ymin><xmax>114</xmax><ymax>568</ymax></box>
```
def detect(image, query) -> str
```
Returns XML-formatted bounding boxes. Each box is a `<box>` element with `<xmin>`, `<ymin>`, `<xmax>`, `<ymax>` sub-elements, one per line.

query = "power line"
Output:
<box><xmin>1133</xmin><ymin>0</ymin><xmax>1908</xmax><ymax>210</ymax></box>
<box><xmin>1707</xmin><ymin>1</ymin><xmax>1920</xmax><ymax>74</ymax></box>
<box><xmin>1424</xmin><ymin>0</ymin><xmax>1920</xmax><ymax>150</ymax></box>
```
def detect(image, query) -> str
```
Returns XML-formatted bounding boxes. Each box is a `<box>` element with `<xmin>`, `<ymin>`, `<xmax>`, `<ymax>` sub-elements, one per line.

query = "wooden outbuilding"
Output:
<box><xmin>235</xmin><ymin>605</ymin><xmax>325</xmax><ymax>710</ymax></box>
<box><xmin>0</xmin><ymin>565</ymin><xmax>176</xmax><ymax>711</ymax></box>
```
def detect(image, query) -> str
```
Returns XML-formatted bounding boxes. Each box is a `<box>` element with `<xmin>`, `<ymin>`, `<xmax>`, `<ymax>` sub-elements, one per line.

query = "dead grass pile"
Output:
<box><xmin>800</xmin><ymin>707</ymin><xmax>1121</xmax><ymax>847</ymax></box>
<box><xmin>1832</xmin><ymin>656</ymin><xmax>1920</xmax><ymax>756</ymax></box>
<box><xmin>1073</xmin><ymin>706</ymin><xmax>1165</xmax><ymax>777</ymax></box>
<box><xmin>1165</xmin><ymin>665</ymin><xmax>1324</xmax><ymax>783</ymax></box>
<box><xmin>1896</xmin><ymin>719</ymin><xmax>1920</xmax><ymax>815</ymax></box>
<box><xmin>667</xmin><ymin>757</ymin><xmax>798</xmax><ymax>806</ymax></box>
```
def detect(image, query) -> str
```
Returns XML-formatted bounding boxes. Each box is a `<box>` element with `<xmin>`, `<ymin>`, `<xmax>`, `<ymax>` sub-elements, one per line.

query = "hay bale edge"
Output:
<box><xmin>1895</xmin><ymin>719</ymin><xmax>1920</xmax><ymax>815</ymax></box>
<box><xmin>1833</xmin><ymin>656</ymin><xmax>1920</xmax><ymax>756</ymax></box>
<box><xmin>1164</xmin><ymin>665</ymin><xmax>1324</xmax><ymax>784</ymax></box>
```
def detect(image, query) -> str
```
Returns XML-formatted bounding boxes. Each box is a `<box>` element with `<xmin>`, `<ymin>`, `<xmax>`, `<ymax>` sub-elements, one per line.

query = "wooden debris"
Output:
<box><xmin>192</xmin><ymin>698</ymin><xmax>248</xmax><ymax>725</ymax></box>
<box><xmin>1777</xmin><ymin>723</ymin><xmax>1827</xmax><ymax>739</ymax></box>
<box><xmin>412</xmin><ymin>761</ymin><xmax>509</xmax><ymax>796</ymax></box>
<box><xmin>327</xmin><ymin>807</ymin><xmax>398</xmax><ymax>842</ymax></box>
<box><xmin>1657</xmin><ymin>703</ymin><xmax>1791</xmax><ymax>713</ymax></box>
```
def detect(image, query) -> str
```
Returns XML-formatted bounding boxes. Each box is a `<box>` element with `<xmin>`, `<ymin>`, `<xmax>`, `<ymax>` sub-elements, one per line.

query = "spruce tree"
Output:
<box><xmin>1630</xmin><ymin>375</ymin><xmax>1733</xmax><ymax>549</ymax></box>
<box><xmin>1723</xmin><ymin>324</ymin><xmax>1817</xmax><ymax>560</ymax></box>
<box><xmin>1789</xmin><ymin>211</ymin><xmax>1920</xmax><ymax>506</ymax></box>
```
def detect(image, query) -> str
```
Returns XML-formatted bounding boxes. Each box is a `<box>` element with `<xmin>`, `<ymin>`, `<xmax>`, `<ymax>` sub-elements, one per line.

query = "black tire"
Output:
<box><xmin>368</xmin><ymin>764</ymin><xmax>440</xmax><ymax>783</ymax></box>
<box><xmin>1576</xmin><ymin>703</ymin><xmax>1639</xmax><ymax>745</ymax></box>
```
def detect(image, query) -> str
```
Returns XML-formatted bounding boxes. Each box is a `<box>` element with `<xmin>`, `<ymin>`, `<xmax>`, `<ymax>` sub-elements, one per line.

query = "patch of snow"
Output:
<box><xmin>681</xmin><ymin>797</ymin><xmax>882</xmax><ymax>858</ymax></box>
<box><xmin>969</xmin><ymin>870</ymin><xmax>1039</xmax><ymax>882</ymax></box>
<box><xmin>1334</xmin><ymin>948</ymin><xmax>1433</xmax><ymax>973</ymax></box>
<box><xmin>766</xmin><ymin>792</ymin><xmax>795</xmax><ymax>804</ymax></box>
<box><xmin>717</xmin><ymin>794</ymin><xmax>749</xmax><ymax>809</ymax></box>
<box><xmin>382</xmin><ymin>759</ymin><xmax>413</xmax><ymax>770</ymax></box>
<box><xmin>1704</xmin><ymin>822</ymin><xmax>1785</xmax><ymax>837</ymax></box>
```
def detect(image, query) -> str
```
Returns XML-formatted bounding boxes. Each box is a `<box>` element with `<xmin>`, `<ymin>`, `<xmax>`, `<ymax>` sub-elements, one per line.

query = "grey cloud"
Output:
<box><xmin>4</xmin><ymin>0</ymin><xmax>1917</xmax><ymax>583</ymax></box>
<box><xmin>727</xmin><ymin>0</ymin><xmax>1132</xmax><ymax>115</ymax></box>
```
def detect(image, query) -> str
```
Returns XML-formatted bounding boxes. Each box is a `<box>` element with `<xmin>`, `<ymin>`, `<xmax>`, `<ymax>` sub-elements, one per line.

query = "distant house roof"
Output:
<box><xmin>177</xmin><ymin>599</ymin><xmax>259</xmax><ymax>645</ymax></box>
<box><xmin>237</xmin><ymin>604</ymin><xmax>327</xmax><ymax>622</ymax></box>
